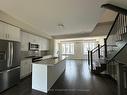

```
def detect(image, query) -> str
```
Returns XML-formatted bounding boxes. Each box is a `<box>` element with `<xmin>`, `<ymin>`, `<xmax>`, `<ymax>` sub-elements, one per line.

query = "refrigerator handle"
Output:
<box><xmin>7</xmin><ymin>42</ymin><xmax>11</xmax><ymax>67</ymax></box>
<box><xmin>10</xmin><ymin>42</ymin><xmax>13</xmax><ymax>66</ymax></box>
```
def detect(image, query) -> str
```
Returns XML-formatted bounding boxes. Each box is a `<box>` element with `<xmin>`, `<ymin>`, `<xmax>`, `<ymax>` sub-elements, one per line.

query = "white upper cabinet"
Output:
<box><xmin>6</xmin><ymin>24</ymin><xmax>21</xmax><ymax>42</ymax></box>
<box><xmin>0</xmin><ymin>21</ymin><xmax>21</xmax><ymax>42</ymax></box>
<box><xmin>0</xmin><ymin>22</ymin><xmax>5</xmax><ymax>39</ymax></box>
<box><xmin>21</xmin><ymin>32</ymin><xmax>29</xmax><ymax>51</ymax></box>
<box><xmin>21</xmin><ymin>32</ymin><xmax>49</xmax><ymax>51</ymax></box>
<box><xmin>41</xmin><ymin>38</ymin><xmax>49</xmax><ymax>50</ymax></box>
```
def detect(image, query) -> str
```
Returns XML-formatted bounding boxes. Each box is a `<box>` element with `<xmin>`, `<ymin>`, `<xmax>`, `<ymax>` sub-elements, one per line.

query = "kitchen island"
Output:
<box><xmin>32</xmin><ymin>57</ymin><xmax>66</xmax><ymax>93</ymax></box>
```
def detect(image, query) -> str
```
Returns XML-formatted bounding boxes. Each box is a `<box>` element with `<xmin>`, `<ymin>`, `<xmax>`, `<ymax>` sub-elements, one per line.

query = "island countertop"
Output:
<box><xmin>32</xmin><ymin>57</ymin><xmax>65</xmax><ymax>66</ymax></box>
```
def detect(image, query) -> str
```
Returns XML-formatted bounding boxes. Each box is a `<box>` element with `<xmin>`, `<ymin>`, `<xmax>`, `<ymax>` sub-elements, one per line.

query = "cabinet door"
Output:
<box><xmin>20</xmin><ymin>60</ymin><xmax>27</xmax><ymax>79</ymax></box>
<box><xmin>11</xmin><ymin>27</ymin><xmax>21</xmax><ymax>42</ymax></box>
<box><xmin>5</xmin><ymin>24</ymin><xmax>21</xmax><ymax>42</ymax></box>
<box><xmin>25</xmin><ymin>59</ymin><xmax>32</xmax><ymax>75</ymax></box>
<box><xmin>42</xmin><ymin>38</ymin><xmax>49</xmax><ymax>50</ymax></box>
<box><xmin>29</xmin><ymin>34</ymin><xmax>36</xmax><ymax>43</ymax></box>
<box><xmin>0</xmin><ymin>22</ymin><xmax>6</xmax><ymax>40</ymax></box>
<box><xmin>20</xmin><ymin>59</ymin><xmax>32</xmax><ymax>79</ymax></box>
<box><xmin>21</xmin><ymin>32</ymin><xmax>29</xmax><ymax>51</ymax></box>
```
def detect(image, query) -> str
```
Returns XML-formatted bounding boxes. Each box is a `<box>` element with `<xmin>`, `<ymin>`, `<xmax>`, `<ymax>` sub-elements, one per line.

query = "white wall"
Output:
<box><xmin>54</xmin><ymin>36</ymin><xmax>106</xmax><ymax>59</ymax></box>
<box><xmin>21</xmin><ymin>31</ymin><xmax>49</xmax><ymax>51</ymax></box>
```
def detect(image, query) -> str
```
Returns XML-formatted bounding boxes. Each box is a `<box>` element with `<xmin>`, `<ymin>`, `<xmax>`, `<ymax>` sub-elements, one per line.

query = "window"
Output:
<box><xmin>61</xmin><ymin>42</ymin><xmax>74</xmax><ymax>54</ymax></box>
<box><xmin>83</xmin><ymin>41</ymin><xmax>97</xmax><ymax>54</ymax></box>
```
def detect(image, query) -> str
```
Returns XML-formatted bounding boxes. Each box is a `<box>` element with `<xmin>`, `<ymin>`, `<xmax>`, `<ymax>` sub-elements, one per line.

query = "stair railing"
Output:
<box><xmin>104</xmin><ymin>13</ymin><xmax>127</xmax><ymax>62</ymax></box>
<box><xmin>88</xmin><ymin>45</ymin><xmax>98</xmax><ymax>70</ymax></box>
<box><xmin>88</xmin><ymin>44</ymin><xmax>105</xmax><ymax>71</ymax></box>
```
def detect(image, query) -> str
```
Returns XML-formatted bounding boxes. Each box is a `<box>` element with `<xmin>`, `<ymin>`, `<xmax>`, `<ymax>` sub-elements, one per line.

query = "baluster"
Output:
<box><xmin>104</xmin><ymin>39</ymin><xmax>107</xmax><ymax>58</ymax></box>
<box><xmin>120</xmin><ymin>15</ymin><xmax>124</xmax><ymax>35</ymax></box>
<box><xmin>112</xmin><ymin>17</ymin><xmax>117</xmax><ymax>42</ymax></box>
<box><xmin>88</xmin><ymin>50</ymin><xmax>90</xmax><ymax>65</ymax></box>
<box><xmin>98</xmin><ymin>44</ymin><xmax>100</xmax><ymax>58</ymax></box>
<box><xmin>123</xmin><ymin>15</ymin><xmax>125</xmax><ymax>34</ymax></box>
<box><xmin>124</xmin><ymin>15</ymin><xmax>126</xmax><ymax>34</ymax></box>
<box><xmin>114</xmin><ymin>21</ymin><xmax>117</xmax><ymax>42</ymax></box>
<box><xmin>119</xmin><ymin>14</ymin><xmax>121</xmax><ymax>41</ymax></box>
<box><xmin>116</xmin><ymin>15</ymin><xmax>119</xmax><ymax>41</ymax></box>
<box><xmin>125</xmin><ymin>15</ymin><xmax>127</xmax><ymax>33</ymax></box>
<box><xmin>122</xmin><ymin>15</ymin><xmax>125</xmax><ymax>34</ymax></box>
<box><xmin>90</xmin><ymin>51</ymin><xmax>93</xmax><ymax>71</ymax></box>
<box><xmin>120</xmin><ymin>14</ymin><xmax>123</xmax><ymax>40</ymax></box>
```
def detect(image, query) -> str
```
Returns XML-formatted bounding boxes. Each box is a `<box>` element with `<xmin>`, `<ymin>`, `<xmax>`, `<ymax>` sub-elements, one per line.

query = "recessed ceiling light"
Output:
<box><xmin>57</xmin><ymin>24</ymin><xmax>64</xmax><ymax>28</ymax></box>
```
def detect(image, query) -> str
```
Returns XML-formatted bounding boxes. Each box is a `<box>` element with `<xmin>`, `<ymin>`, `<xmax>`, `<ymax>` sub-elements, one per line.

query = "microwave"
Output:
<box><xmin>28</xmin><ymin>42</ymin><xmax>39</xmax><ymax>51</ymax></box>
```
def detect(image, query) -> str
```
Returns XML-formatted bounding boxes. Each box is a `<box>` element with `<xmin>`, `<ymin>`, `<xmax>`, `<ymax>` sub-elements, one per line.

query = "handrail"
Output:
<box><xmin>92</xmin><ymin>44</ymin><xmax>104</xmax><ymax>54</ymax></box>
<box><xmin>92</xmin><ymin>49</ymin><xmax>98</xmax><ymax>54</ymax></box>
<box><xmin>100</xmin><ymin>45</ymin><xmax>104</xmax><ymax>48</ymax></box>
<box><xmin>101</xmin><ymin>4</ymin><xmax>127</xmax><ymax>15</ymax></box>
<box><xmin>105</xmin><ymin>13</ymin><xmax>119</xmax><ymax>40</ymax></box>
<box><xmin>91</xmin><ymin>45</ymin><xmax>98</xmax><ymax>51</ymax></box>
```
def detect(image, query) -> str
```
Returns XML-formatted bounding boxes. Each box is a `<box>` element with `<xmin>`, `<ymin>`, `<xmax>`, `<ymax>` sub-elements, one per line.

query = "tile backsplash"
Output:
<box><xmin>21</xmin><ymin>50</ymin><xmax>50</xmax><ymax>59</ymax></box>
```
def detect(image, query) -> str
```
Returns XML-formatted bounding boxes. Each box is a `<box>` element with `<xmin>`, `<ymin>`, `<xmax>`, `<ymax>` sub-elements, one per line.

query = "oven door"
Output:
<box><xmin>29</xmin><ymin>42</ymin><xmax>39</xmax><ymax>51</ymax></box>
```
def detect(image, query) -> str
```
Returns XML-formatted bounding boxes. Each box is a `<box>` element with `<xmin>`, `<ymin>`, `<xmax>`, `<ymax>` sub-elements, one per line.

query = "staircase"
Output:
<box><xmin>105</xmin><ymin>13</ymin><xmax>127</xmax><ymax>61</ymax></box>
<box><xmin>88</xmin><ymin>3</ymin><xmax>127</xmax><ymax>95</ymax></box>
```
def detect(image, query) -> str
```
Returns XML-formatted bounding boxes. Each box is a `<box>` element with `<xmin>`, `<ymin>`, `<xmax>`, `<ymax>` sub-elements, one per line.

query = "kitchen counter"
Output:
<box><xmin>32</xmin><ymin>57</ymin><xmax>66</xmax><ymax>93</ymax></box>
<box><xmin>21</xmin><ymin>56</ymin><xmax>34</xmax><ymax>60</ymax></box>
<box><xmin>33</xmin><ymin>57</ymin><xmax>65</xmax><ymax>66</ymax></box>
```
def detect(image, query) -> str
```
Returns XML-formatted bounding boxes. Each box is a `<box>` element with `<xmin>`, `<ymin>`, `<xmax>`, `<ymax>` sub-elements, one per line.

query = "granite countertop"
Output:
<box><xmin>21</xmin><ymin>56</ymin><xmax>42</xmax><ymax>60</ymax></box>
<box><xmin>32</xmin><ymin>57</ymin><xmax>65</xmax><ymax>66</ymax></box>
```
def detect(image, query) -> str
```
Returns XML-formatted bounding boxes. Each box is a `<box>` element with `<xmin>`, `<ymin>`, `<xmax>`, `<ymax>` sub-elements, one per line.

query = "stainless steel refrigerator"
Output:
<box><xmin>0</xmin><ymin>40</ymin><xmax>20</xmax><ymax>92</ymax></box>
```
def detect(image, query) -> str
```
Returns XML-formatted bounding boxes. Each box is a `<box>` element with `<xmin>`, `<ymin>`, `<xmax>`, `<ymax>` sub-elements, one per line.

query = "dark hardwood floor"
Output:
<box><xmin>0</xmin><ymin>60</ymin><xmax>117</xmax><ymax>95</ymax></box>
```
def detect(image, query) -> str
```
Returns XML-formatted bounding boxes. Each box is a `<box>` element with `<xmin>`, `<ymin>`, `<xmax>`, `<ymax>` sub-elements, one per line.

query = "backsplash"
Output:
<box><xmin>21</xmin><ymin>50</ymin><xmax>50</xmax><ymax>59</ymax></box>
<box><xmin>41</xmin><ymin>50</ymin><xmax>50</xmax><ymax>56</ymax></box>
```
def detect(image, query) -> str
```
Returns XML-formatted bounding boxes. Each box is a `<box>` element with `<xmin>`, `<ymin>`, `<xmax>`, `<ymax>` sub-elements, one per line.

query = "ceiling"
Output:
<box><xmin>99</xmin><ymin>10</ymin><xmax>117</xmax><ymax>23</ymax></box>
<box><xmin>0</xmin><ymin>0</ymin><xmax>126</xmax><ymax>37</ymax></box>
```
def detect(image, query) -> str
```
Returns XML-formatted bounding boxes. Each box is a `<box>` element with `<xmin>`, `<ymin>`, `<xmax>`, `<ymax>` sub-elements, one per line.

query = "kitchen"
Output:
<box><xmin>0</xmin><ymin>0</ymin><xmax>124</xmax><ymax>95</ymax></box>
<box><xmin>0</xmin><ymin>20</ymin><xmax>66</xmax><ymax>93</ymax></box>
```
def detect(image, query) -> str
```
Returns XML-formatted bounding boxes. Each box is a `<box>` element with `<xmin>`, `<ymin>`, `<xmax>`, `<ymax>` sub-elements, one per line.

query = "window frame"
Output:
<box><xmin>83</xmin><ymin>41</ymin><xmax>97</xmax><ymax>54</ymax></box>
<box><xmin>61</xmin><ymin>42</ymin><xmax>74</xmax><ymax>55</ymax></box>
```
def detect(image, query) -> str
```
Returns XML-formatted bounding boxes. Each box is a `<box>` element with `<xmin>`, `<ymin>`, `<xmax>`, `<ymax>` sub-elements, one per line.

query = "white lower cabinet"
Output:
<box><xmin>20</xmin><ymin>59</ymin><xmax>32</xmax><ymax>79</ymax></box>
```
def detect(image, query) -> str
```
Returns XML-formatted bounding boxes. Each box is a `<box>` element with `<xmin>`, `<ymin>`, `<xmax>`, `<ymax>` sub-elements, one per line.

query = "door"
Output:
<box><xmin>0</xmin><ymin>67</ymin><xmax>20</xmax><ymax>92</ymax></box>
<box><xmin>20</xmin><ymin>59</ymin><xmax>31</xmax><ymax>79</ymax></box>
<box><xmin>0</xmin><ymin>40</ymin><xmax>9</xmax><ymax>71</ymax></box>
<box><xmin>5</xmin><ymin>24</ymin><xmax>21</xmax><ymax>42</ymax></box>
<box><xmin>10</xmin><ymin>41</ymin><xmax>20</xmax><ymax>68</ymax></box>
